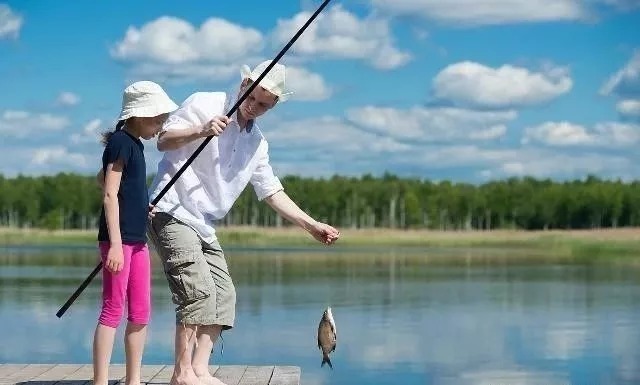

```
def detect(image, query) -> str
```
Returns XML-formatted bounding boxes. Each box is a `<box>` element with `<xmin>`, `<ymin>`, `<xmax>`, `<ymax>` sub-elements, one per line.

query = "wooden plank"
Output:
<box><xmin>107</xmin><ymin>364</ymin><xmax>127</xmax><ymax>385</ymax></box>
<box><xmin>0</xmin><ymin>364</ymin><xmax>56</xmax><ymax>385</ymax></box>
<box><xmin>213</xmin><ymin>366</ymin><xmax>247</xmax><ymax>385</ymax></box>
<box><xmin>237</xmin><ymin>366</ymin><xmax>274</xmax><ymax>385</ymax></box>
<box><xmin>147</xmin><ymin>365</ymin><xmax>173</xmax><ymax>385</ymax></box>
<box><xmin>139</xmin><ymin>365</ymin><xmax>166</xmax><ymax>384</ymax></box>
<box><xmin>0</xmin><ymin>365</ymin><xmax>299</xmax><ymax>385</ymax></box>
<box><xmin>54</xmin><ymin>364</ymin><xmax>93</xmax><ymax>385</ymax></box>
<box><xmin>146</xmin><ymin>365</ymin><xmax>219</xmax><ymax>385</ymax></box>
<box><xmin>52</xmin><ymin>363</ymin><xmax>125</xmax><ymax>385</ymax></box>
<box><xmin>268</xmin><ymin>366</ymin><xmax>300</xmax><ymax>385</ymax></box>
<box><xmin>0</xmin><ymin>366</ymin><xmax>29</xmax><ymax>380</ymax></box>
<box><xmin>27</xmin><ymin>364</ymin><xmax>84</xmax><ymax>385</ymax></box>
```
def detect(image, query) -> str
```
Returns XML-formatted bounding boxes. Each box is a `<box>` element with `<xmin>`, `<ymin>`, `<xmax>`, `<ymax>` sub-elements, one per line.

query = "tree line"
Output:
<box><xmin>1</xmin><ymin>172</ymin><xmax>639</xmax><ymax>231</ymax></box>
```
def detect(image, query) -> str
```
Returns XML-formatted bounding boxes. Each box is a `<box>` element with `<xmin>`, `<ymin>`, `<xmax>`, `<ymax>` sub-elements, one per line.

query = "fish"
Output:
<box><xmin>317</xmin><ymin>306</ymin><xmax>337</xmax><ymax>369</ymax></box>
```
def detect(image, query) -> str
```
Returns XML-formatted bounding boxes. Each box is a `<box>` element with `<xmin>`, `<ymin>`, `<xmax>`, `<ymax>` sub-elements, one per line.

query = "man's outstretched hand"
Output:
<box><xmin>308</xmin><ymin>222</ymin><xmax>340</xmax><ymax>245</ymax></box>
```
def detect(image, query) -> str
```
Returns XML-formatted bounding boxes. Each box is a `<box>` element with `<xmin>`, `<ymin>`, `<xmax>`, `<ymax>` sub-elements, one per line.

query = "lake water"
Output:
<box><xmin>1</xmin><ymin>245</ymin><xmax>639</xmax><ymax>385</ymax></box>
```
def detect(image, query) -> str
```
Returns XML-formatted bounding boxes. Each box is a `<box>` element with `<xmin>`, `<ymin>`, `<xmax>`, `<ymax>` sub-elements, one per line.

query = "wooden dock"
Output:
<box><xmin>0</xmin><ymin>364</ymin><xmax>300</xmax><ymax>385</ymax></box>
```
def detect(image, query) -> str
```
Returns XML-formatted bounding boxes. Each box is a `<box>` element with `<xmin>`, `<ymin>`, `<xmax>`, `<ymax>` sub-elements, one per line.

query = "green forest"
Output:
<box><xmin>0</xmin><ymin>172</ymin><xmax>639</xmax><ymax>231</ymax></box>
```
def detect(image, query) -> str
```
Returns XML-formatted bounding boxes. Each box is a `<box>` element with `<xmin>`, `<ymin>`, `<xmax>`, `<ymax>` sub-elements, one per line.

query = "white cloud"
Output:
<box><xmin>264</xmin><ymin>115</ymin><xmax>411</xmax><ymax>154</ymax></box>
<box><xmin>124</xmin><ymin>62</ymin><xmax>239</xmax><ymax>84</ymax></box>
<box><xmin>470</xmin><ymin>146</ymin><xmax>633</xmax><ymax>179</ymax></box>
<box><xmin>0</xmin><ymin>110</ymin><xmax>70</xmax><ymax>137</ymax></box>
<box><xmin>369</xmin><ymin>0</ymin><xmax>587</xmax><ymax>26</ymax></box>
<box><xmin>617</xmin><ymin>99</ymin><xmax>640</xmax><ymax>117</ymax></box>
<box><xmin>285</xmin><ymin>66</ymin><xmax>332</xmax><ymax>101</ymax></box>
<box><xmin>111</xmin><ymin>16</ymin><xmax>332</xmax><ymax>101</ymax></box>
<box><xmin>432</xmin><ymin>61</ymin><xmax>573</xmax><ymax>108</ymax></box>
<box><xmin>0</xmin><ymin>4</ymin><xmax>22</xmax><ymax>39</ymax></box>
<box><xmin>522</xmin><ymin>120</ymin><xmax>640</xmax><ymax>146</ymax></box>
<box><xmin>56</xmin><ymin>92</ymin><xmax>80</xmax><ymax>107</ymax></box>
<box><xmin>259</xmin><ymin>114</ymin><xmax>414</xmax><ymax>177</ymax></box>
<box><xmin>272</xmin><ymin>5</ymin><xmax>410</xmax><ymax>70</ymax></box>
<box><xmin>259</xmin><ymin>111</ymin><xmax>635</xmax><ymax>181</ymax></box>
<box><xmin>112</xmin><ymin>16</ymin><xmax>263</xmax><ymax>65</ymax></box>
<box><xmin>70</xmin><ymin>119</ymin><xmax>103</xmax><ymax>144</ymax></box>
<box><xmin>32</xmin><ymin>146</ymin><xmax>89</xmax><ymax>167</ymax></box>
<box><xmin>0</xmin><ymin>145</ymin><xmax>95</xmax><ymax>176</ymax></box>
<box><xmin>601</xmin><ymin>50</ymin><xmax>640</xmax><ymax>99</ymax></box>
<box><xmin>523</xmin><ymin>121</ymin><xmax>593</xmax><ymax>146</ymax></box>
<box><xmin>111</xmin><ymin>16</ymin><xmax>266</xmax><ymax>85</ymax></box>
<box><xmin>345</xmin><ymin>105</ymin><xmax>516</xmax><ymax>142</ymax></box>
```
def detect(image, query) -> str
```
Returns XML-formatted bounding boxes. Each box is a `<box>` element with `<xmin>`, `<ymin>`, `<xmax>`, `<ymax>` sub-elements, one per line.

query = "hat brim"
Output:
<box><xmin>118</xmin><ymin>100</ymin><xmax>179</xmax><ymax>121</ymax></box>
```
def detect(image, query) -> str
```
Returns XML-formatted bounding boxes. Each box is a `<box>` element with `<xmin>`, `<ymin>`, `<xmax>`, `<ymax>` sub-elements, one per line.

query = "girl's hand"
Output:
<box><xmin>105</xmin><ymin>244</ymin><xmax>124</xmax><ymax>273</ymax></box>
<box><xmin>148</xmin><ymin>204</ymin><xmax>157</xmax><ymax>220</ymax></box>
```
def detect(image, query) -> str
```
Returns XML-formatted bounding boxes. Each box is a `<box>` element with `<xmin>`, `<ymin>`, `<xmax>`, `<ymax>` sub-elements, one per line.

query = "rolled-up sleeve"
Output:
<box><xmin>161</xmin><ymin>92</ymin><xmax>225</xmax><ymax>133</ymax></box>
<box><xmin>250</xmin><ymin>142</ymin><xmax>284</xmax><ymax>201</ymax></box>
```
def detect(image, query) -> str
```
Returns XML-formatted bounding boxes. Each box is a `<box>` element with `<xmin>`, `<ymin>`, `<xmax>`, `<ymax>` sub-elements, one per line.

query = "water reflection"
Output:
<box><xmin>0</xmin><ymin>246</ymin><xmax>639</xmax><ymax>385</ymax></box>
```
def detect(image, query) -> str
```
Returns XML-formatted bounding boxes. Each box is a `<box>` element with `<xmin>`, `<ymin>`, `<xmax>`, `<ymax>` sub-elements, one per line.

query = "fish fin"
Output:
<box><xmin>321</xmin><ymin>354</ymin><xmax>333</xmax><ymax>369</ymax></box>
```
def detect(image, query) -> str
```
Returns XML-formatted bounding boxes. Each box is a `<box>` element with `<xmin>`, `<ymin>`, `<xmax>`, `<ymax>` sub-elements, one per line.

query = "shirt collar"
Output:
<box><xmin>227</xmin><ymin>92</ymin><xmax>255</xmax><ymax>134</ymax></box>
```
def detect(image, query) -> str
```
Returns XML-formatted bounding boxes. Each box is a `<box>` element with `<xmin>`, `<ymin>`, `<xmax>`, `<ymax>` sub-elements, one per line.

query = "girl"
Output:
<box><xmin>93</xmin><ymin>81</ymin><xmax>178</xmax><ymax>385</ymax></box>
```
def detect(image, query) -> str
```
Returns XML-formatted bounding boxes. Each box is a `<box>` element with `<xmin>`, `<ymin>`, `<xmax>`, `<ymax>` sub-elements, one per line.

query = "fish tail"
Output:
<box><xmin>321</xmin><ymin>354</ymin><xmax>333</xmax><ymax>369</ymax></box>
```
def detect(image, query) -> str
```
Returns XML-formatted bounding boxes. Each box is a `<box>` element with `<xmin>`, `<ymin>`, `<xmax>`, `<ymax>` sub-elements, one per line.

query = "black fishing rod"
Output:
<box><xmin>56</xmin><ymin>0</ymin><xmax>334</xmax><ymax>318</ymax></box>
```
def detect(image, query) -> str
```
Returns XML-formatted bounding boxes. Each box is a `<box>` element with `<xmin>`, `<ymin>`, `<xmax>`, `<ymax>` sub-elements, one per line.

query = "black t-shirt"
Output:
<box><xmin>97</xmin><ymin>129</ymin><xmax>148</xmax><ymax>243</ymax></box>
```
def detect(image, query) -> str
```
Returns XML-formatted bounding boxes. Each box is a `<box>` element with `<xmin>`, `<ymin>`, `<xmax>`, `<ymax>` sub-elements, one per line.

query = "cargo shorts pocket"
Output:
<box><xmin>165</xmin><ymin>257</ymin><xmax>213</xmax><ymax>305</ymax></box>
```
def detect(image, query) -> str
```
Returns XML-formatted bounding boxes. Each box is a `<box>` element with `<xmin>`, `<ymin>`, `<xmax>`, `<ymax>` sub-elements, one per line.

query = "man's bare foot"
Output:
<box><xmin>170</xmin><ymin>369</ymin><xmax>203</xmax><ymax>385</ymax></box>
<box><xmin>194</xmin><ymin>371</ymin><xmax>227</xmax><ymax>385</ymax></box>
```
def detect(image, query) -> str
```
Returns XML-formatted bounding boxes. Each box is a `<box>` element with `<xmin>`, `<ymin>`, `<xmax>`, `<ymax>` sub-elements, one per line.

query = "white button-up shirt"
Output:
<box><xmin>148</xmin><ymin>91</ymin><xmax>284</xmax><ymax>243</ymax></box>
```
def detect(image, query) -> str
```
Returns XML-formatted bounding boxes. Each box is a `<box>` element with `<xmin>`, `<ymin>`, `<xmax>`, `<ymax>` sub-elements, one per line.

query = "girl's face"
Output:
<box><xmin>135</xmin><ymin>114</ymin><xmax>169</xmax><ymax>140</ymax></box>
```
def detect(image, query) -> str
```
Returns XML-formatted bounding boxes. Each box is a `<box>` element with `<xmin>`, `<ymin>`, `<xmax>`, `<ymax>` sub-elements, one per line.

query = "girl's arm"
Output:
<box><xmin>103</xmin><ymin>159</ymin><xmax>124</xmax><ymax>272</ymax></box>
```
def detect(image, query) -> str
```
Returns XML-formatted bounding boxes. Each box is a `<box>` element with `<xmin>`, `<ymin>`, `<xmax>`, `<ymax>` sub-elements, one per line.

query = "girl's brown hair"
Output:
<box><xmin>100</xmin><ymin>120</ymin><xmax>126</xmax><ymax>146</ymax></box>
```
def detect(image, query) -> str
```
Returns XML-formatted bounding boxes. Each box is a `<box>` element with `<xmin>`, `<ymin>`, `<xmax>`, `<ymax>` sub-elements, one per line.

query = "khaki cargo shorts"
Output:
<box><xmin>147</xmin><ymin>212</ymin><xmax>236</xmax><ymax>329</ymax></box>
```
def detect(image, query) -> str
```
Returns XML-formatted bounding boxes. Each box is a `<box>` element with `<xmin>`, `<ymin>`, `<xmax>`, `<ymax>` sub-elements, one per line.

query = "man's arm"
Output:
<box><xmin>157</xmin><ymin>115</ymin><xmax>231</xmax><ymax>152</ymax></box>
<box><xmin>157</xmin><ymin>126</ymin><xmax>203</xmax><ymax>152</ymax></box>
<box><xmin>264</xmin><ymin>190</ymin><xmax>340</xmax><ymax>245</ymax></box>
<box><xmin>264</xmin><ymin>190</ymin><xmax>317</xmax><ymax>230</ymax></box>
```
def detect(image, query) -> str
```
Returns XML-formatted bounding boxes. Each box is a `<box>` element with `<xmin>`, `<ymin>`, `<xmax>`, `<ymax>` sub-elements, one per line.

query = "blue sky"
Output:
<box><xmin>1</xmin><ymin>0</ymin><xmax>639</xmax><ymax>182</ymax></box>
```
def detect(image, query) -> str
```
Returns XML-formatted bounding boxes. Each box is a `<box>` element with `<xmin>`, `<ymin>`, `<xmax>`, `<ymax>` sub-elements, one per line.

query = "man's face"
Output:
<box><xmin>239</xmin><ymin>80</ymin><xmax>278</xmax><ymax>120</ymax></box>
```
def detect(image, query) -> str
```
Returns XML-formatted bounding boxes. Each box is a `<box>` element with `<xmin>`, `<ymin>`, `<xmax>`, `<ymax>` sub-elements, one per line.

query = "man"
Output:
<box><xmin>146</xmin><ymin>60</ymin><xmax>340</xmax><ymax>385</ymax></box>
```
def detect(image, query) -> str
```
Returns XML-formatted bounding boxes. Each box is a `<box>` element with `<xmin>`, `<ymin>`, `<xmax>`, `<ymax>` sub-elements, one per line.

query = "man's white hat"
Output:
<box><xmin>240</xmin><ymin>60</ymin><xmax>293</xmax><ymax>102</ymax></box>
<box><xmin>118</xmin><ymin>81</ymin><xmax>179</xmax><ymax>121</ymax></box>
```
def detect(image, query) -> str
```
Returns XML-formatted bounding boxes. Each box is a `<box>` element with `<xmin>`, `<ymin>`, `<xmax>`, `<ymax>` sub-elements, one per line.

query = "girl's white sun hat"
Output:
<box><xmin>240</xmin><ymin>60</ymin><xmax>294</xmax><ymax>102</ymax></box>
<box><xmin>118</xmin><ymin>81</ymin><xmax>179</xmax><ymax>121</ymax></box>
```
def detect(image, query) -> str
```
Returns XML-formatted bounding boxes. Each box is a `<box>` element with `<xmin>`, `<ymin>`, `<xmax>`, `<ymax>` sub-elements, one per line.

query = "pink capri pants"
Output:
<box><xmin>98</xmin><ymin>242</ymin><xmax>151</xmax><ymax>328</ymax></box>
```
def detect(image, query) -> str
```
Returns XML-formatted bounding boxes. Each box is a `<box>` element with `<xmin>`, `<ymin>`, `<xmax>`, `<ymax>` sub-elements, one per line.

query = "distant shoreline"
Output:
<box><xmin>1</xmin><ymin>226</ymin><xmax>640</xmax><ymax>258</ymax></box>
